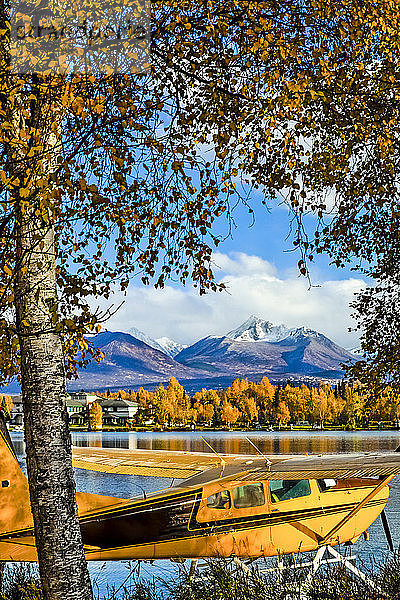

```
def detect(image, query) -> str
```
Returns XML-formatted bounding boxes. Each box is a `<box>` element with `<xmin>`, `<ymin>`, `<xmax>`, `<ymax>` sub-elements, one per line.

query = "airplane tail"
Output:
<box><xmin>0</xmin><ymin>410</ymin><xmax>33</xmax><ymax>536</ymax></box>
<box><xmin>0</xmin><ymin>412</ymin><xmax>121</xmax><ymax>562</ymax></box>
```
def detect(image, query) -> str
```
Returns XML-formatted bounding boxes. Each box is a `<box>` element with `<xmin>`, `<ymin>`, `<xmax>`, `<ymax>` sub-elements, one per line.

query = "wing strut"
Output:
<box><xmin>200</xmin><ymin>437</ymin><xmax>226</xmax><ymax>475</ymax></box>
<box><xmin>319</xmin><ymin>474</ymin><xmax>395</xmax><ymax>546</ymax></box>
<box><xmin>245</xmin><ymin>437</ymin><xmax>272</xmax><ymax>466</ymax></box>
<box><xmin>380</xmin><ymin>510</ymin><xmax>394</xmax><ymax>552</ymax></box>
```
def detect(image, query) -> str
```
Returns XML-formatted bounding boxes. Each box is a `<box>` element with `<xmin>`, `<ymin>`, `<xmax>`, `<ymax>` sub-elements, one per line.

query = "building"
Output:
<box><xmin>68</xmin><ymin>391</ymin><xmax>101</xmax><ymax>405</ymax></box>
<box><xmin>10</xmin><ymin>393</ymin><xmax>93</xmax><ymax>427</ymax></box>
<box><xmin>10</xmin><ymin>395</ymin><xmax>23</xmax><ymax>426</ymax></box>
<box><xmin>9</xmin><ymin>391</ymin><xmax>140</xmax><ymax>428</ymax></box>
<box><xmin>66</xmin><ymin>396</ymin><xmax>87</xmax><ymax>426</ymax></box>
<box><xmin>67</xmin><ymin>394</ymin><xmax>140</xmax><ymax>427</ymax></box>
<box><xmin>98</xmin><ymin>397</ymin><xmax>139</xmax><ymax>426</ymax></box>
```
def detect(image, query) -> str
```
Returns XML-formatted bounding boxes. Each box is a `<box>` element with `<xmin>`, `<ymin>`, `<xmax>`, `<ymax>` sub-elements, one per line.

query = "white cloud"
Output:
<box><xmin>212</xmin><ymin>251</ymin><xmax>277</xmax><ymax>277</ymax></box>
<box><xmin>102</xmin><ymin>251</ymin><xmax>366</xmax><ymax>349</ymax></box>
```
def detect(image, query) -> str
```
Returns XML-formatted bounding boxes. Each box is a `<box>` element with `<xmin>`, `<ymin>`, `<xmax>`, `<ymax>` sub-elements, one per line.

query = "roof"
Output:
<box><xmin>66</xmin><ymin>398</ymin><xmax>87</xmax><ymax>407</ymax></box>
<box><xmin>98</xmin><ymin>398</ymin><xmax>138</xmax><ymax>408</ymax></box>
<box><xmin>69</xmin><ymin>391</ymin><xmax>103</xmax><ymax>400</ymax></box>
<box><xmin>69</xmin><ymin>414</ymin><xmax>86</xmax><ymax>421</ymax></box>
<box><xmin>103</xmin><ymin>412</ymin><xmax>129</xmax><ymax>419</ymax></box>
<box><xmin>9</xmin><ymin>395</ymin><xmax>22</xmax><ymax>403</ymax></box>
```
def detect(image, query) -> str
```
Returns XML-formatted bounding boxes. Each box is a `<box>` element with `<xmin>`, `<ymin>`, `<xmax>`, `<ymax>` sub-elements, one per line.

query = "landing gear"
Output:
<box><xmin>188</xmin><ymin>545</ymin><xmax>382</xmax><ymax>598</ymax></box>
<box><xmin>298</xmin><ymin>545</ymin><xmax>381</xmax><ymax>599</ymax></box>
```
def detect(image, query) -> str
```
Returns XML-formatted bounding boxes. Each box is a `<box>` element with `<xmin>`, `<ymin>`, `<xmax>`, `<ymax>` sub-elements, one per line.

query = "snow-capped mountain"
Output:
<box><xmin>155</xmin><ymin>337</ymin><xmax>187</xmax><ymax>358</ymax></box>
<box><xmin>279</xmin><ymin>326</ymin><xmax>334</xmax><ymax>344</ymax></box>
<box><xmin>127</xmin><ymin>327</ymin><xmax>166</xmax><ymax>354</ymax></box>
<box><xmin>227</xmin><ymin>315</ymin><xmax>291</xmax><ymax>342</ymax></box>
<box><xmin>176</xmin><ymin>316</ymin><xmax>356</xmax><ymax>378</ymax></box>
<box><xmin>226</xmin><ymin>316</ymin><xmax>335</xmax><ymax>346</ymax></box>
<box><xmin>127</xmin><ymin>327</ymin><xmax>186</xmax><ymax>358</ymax></box>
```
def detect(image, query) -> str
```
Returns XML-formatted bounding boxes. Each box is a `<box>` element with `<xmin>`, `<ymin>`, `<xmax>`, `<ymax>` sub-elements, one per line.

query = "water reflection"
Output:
<box><xmin>70</xmin><ymin>429</ymin><xmax>400</xmax><ymax>455</ymax></box>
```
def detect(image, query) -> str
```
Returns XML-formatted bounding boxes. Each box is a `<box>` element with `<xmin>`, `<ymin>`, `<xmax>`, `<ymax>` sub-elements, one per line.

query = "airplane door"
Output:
<box><xmin>268</xmin><ymin>479</ymin><xmax>319</xmax><ymax>555</ymax></box>
<box><xmin>195</xmin><ymin>485</ymin><xmax>235</xmax><ymax>557</ymax></box>
<box><xmin>229</xmin><ymin>482</ymin><xmax>273</xmax><ymax>557</ymax></box>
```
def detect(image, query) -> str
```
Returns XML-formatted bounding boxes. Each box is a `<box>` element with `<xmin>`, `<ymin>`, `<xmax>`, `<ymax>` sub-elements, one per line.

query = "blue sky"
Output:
<box><xmin>212</xmin><ymin>199</ymin><xmax>357</xmax><ymax>282</ymax></box>
<box><xmin>103</xmin><ymin>195</ymin><xmax>366</xmax><ymax>350</ymax></box>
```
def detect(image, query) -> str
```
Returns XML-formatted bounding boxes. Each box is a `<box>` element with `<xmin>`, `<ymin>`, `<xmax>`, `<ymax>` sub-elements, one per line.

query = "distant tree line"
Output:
<box><xmin>97</xmin><ymin>377</ymin><xmax>400</xmax><ymax>429</ymax></box>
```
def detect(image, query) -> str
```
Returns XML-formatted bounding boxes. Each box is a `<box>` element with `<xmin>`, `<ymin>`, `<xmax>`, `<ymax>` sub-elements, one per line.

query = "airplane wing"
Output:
<box><xmin>72</xmin><ymin>446</ymin><xmax>268</xmax><ymax>479</ymax></box>
<box><xmin>73</xmin><ymin>446</ymin><xmax>400</xmax><ymax>484</ymax></box>
<box><xmin>243</xmin><ymin>452</ymin><xmax>400</xmax><ymax>481</ymax></box>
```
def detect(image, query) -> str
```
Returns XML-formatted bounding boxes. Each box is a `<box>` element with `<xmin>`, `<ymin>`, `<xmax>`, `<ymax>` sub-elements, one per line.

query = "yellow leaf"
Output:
<box><xmin>3</xmin><ymin>264</ymin><xmax>12</xmax><ymax>277</ymax></box>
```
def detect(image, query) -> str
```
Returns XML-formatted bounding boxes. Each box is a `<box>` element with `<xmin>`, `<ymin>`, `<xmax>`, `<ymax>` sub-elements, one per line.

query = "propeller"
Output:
<box><xmin>380</xmin><ymin>509</ymin><xmax>394</xmax><ymax>552</ymax></box>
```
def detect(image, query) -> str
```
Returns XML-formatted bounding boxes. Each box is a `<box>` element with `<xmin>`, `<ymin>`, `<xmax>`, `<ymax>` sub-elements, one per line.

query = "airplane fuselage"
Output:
<box><xmin>1</xmin><ymin>474</ymin><xmax>389</xmax><ymax>562</ymax></box>
<box><xmin>80</xmin><ymin>476</ymin><xmax>389</xmax><ymax>561</ymax></box>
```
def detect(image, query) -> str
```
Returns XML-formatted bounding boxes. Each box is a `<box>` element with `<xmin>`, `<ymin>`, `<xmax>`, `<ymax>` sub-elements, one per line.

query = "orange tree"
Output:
<box><xmin>221</xmin><ymin>401</ymin><xmax>241</xmax><ymax>427</ymax></box>
<box><xmin>88</xmin><ymin>402</ymin><xmax>103</xmax><ymax>431</ymax></box>
<box><xmin>1</xmin><ymin>1</ymin><xmax>397</xmax><ymax>598</ymax></box>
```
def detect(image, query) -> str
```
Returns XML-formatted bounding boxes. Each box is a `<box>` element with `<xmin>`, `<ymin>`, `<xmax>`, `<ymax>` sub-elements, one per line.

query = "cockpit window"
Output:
<box><xmin>269</xmin><ymin>479</ymin><xmax>311</xmax><ymax>503</ymax></box>
<box><xmin>206</xmin><ymin>490</ymin><xmax>231</xmax><ymax>509</ymax></box>
<box><xmin>317</xmin><ymin>478</ymin><xmax>337</xmax><ymax>492</ymax></box>
<box><xmin>232</xmin><ymin>483</ymin><xmax>265</xmax><ymax>508</ymax></box>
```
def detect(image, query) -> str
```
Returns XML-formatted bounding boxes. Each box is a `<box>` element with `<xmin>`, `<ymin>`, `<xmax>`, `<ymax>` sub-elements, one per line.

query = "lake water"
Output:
<box><xmin>10</xmin><ymin>430</ymin><xmax>400</xmax><ymax>598</ymax></box>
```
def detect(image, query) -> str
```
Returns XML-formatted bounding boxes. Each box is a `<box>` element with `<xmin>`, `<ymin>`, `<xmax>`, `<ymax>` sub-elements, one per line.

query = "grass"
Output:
<box><xmin>0</xmin><ymin>564</ymin><xmax>42</xmax><ymax>600</ymax></box>
<box><xmin>2</xmin><ymin>553</ymin><xmax>400</xmax><ymax>600</ymax></box>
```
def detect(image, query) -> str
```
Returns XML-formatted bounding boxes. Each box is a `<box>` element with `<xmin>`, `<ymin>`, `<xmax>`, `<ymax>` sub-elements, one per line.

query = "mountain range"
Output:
<box><xmin>176</xmin><ymin>316</ymin><xmax>355</xmax><ymax>377</ymax></box>
<box><xmin>66</xmin><ymin>316</ymin><xmax>356</xmax><ymax>391</ymax></box>
<box><xmin>68</xmin><ymin>331</ymin><xmax>206</xmax><ymax>390</ymax></box>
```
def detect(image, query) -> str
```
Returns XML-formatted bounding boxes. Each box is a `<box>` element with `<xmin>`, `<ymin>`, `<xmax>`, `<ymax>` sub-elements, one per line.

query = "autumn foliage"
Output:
<box><xmin>88</xmin><ymin>401</ymin><xmax>103</xmax><ymax>431</ymax></box>
<box><xmin>98</xmin><ymin>377</ymin><xmax>400</xmax><ymax>428</ymax></box>
<box><xmin>0</xmin><ymin>394</ymin><xmax>13</xmax><ymax>419</ymax></box>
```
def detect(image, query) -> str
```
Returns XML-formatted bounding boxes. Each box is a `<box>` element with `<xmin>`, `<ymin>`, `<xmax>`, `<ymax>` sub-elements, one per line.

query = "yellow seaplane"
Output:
<box><xmin>1</xmin><ymin>416</ymin><xmax>400</xmax><ymax>570</ymax></box>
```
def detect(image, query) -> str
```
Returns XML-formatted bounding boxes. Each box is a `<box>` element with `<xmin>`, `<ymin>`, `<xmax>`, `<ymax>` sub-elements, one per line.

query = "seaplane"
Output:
<box><xmin>1</xmin><ymin>413</ymin><xmax>400</xmax><ymax>586</ymax></box>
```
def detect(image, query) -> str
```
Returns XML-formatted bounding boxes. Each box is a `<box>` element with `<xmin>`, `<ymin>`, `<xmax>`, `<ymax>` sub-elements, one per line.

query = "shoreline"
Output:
<box><xmin>10</xmin><ymin>425</ymin><xmax>400</xmax><ymax>433</ymax></box>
